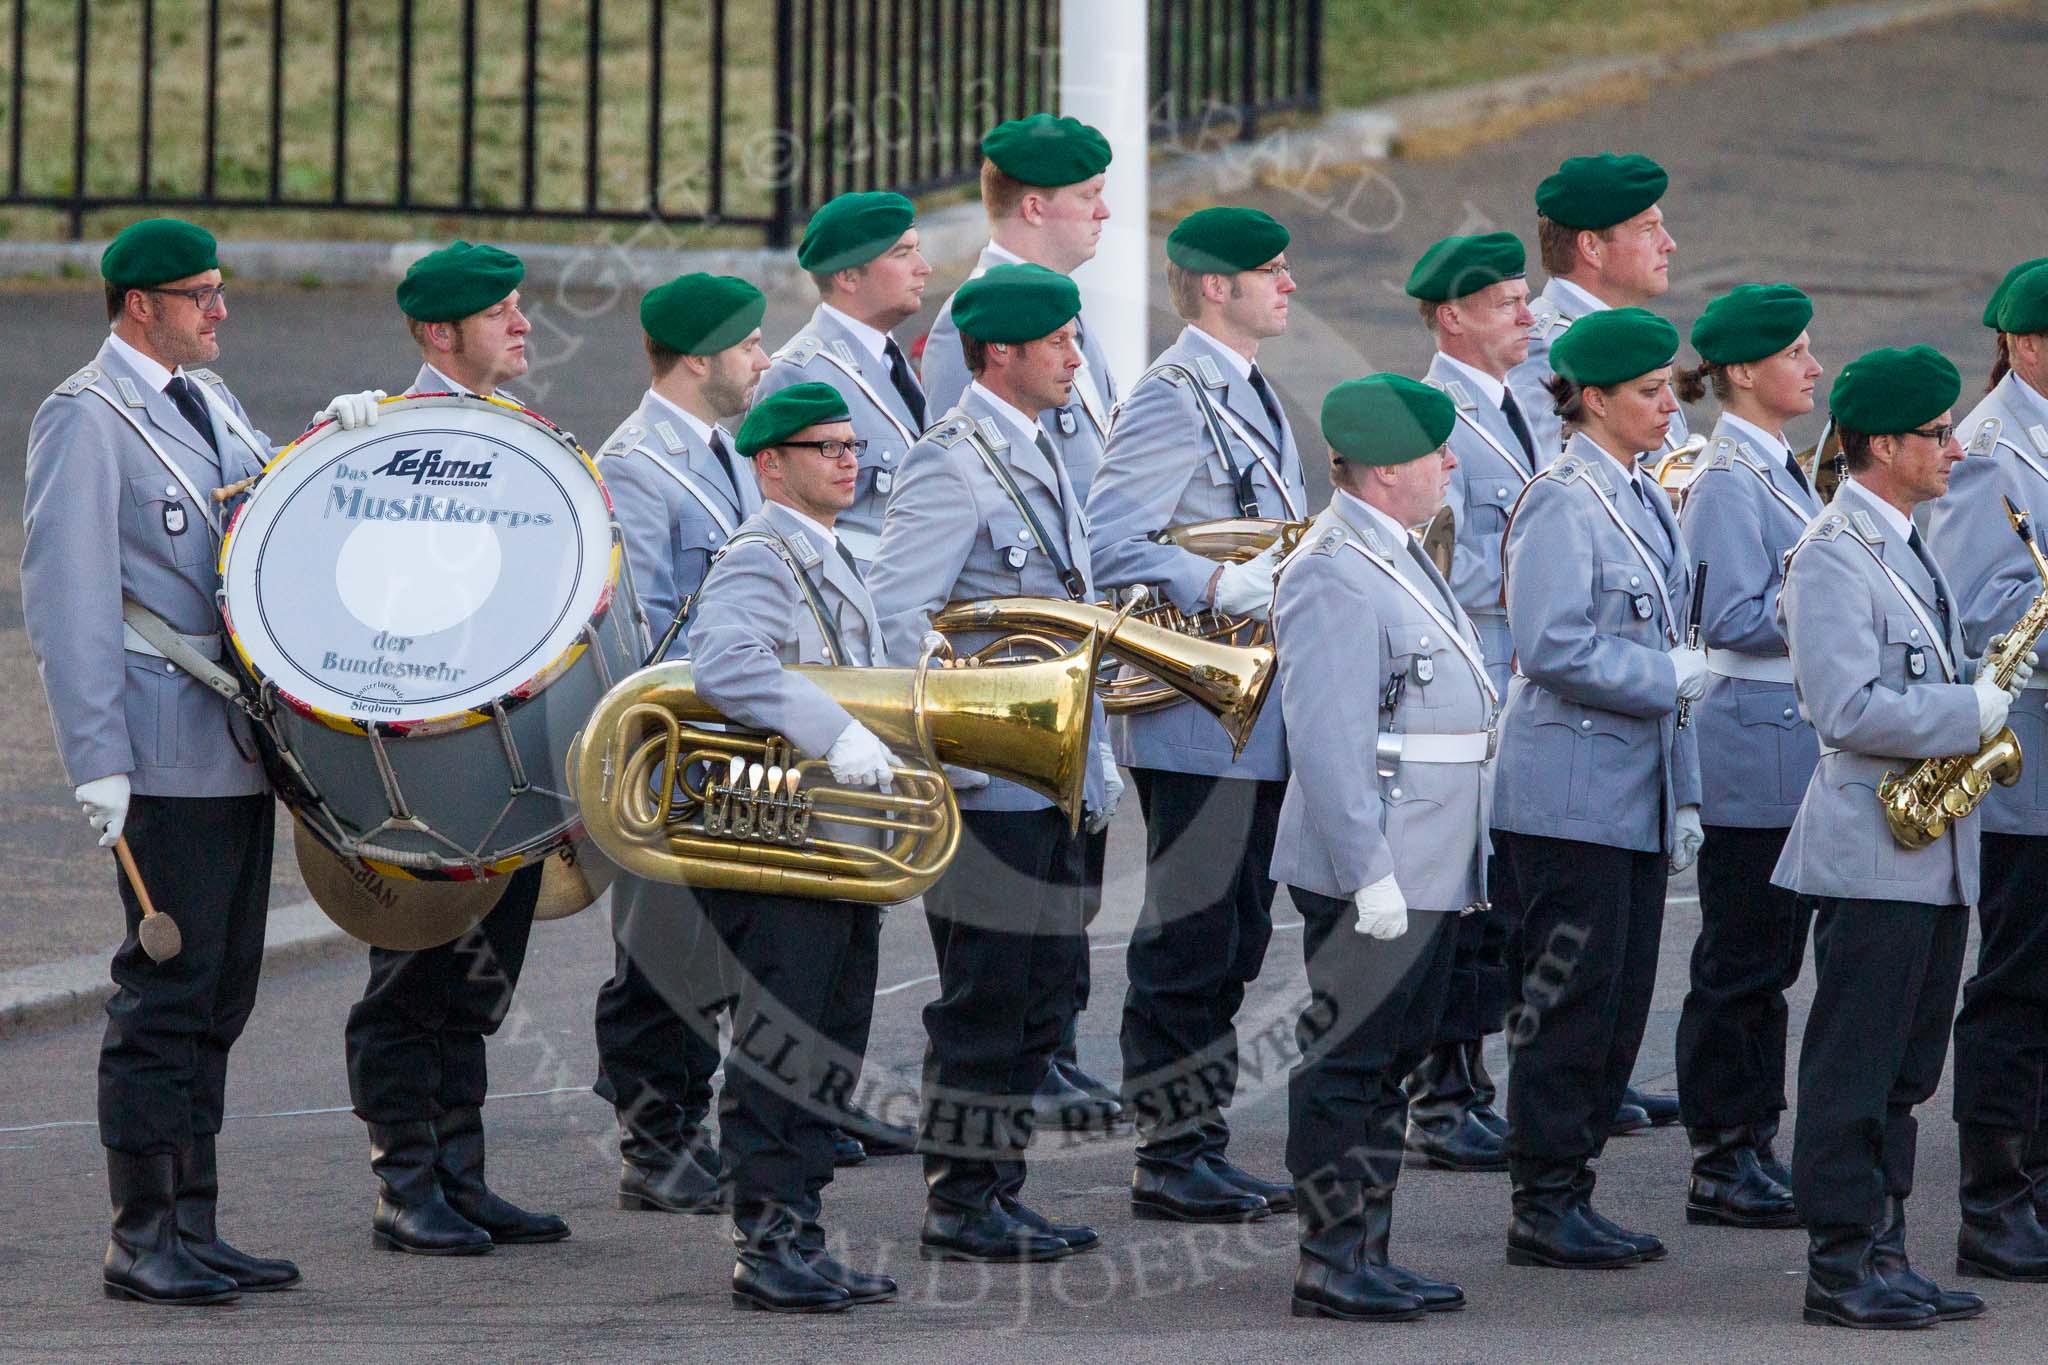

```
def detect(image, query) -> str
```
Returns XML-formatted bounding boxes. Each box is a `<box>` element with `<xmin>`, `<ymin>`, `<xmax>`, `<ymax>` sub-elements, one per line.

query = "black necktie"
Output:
<box><xmin>1784</xmin><ymin>449</ymin><xmax>1813</xmax><ymax>497</ymax></box>
<box><xmin>165</xmin><ymin>375</ymin><xmax>219</xmax><ymax>456</ymax></box>
<box><xmin>832</xmin><ymin>535</ymin><xmax>863</xmax><ymax>579</ymax></box>
<box><xmin>708</xmin><ymin>429</ymin><xmax>743</xmax><ymax>503</ymax></box>
<box><xmin>1034</xmin><ymin>431</ymin><xmax>1070</xmax><ymax>513</ymax></box>
<box><xmin>883</xmin><ymin>337</ymin><xmax>927</xmax><ymax>430</ymax></box>
<box><xmin>1500</xmin><ymin>389</ymin><xmax>1537</xmax><ymax>467</ymax></box>
<box><xmin>1907</xmin><ymin>527</ymin><xmax>1950</xmax><ymax>635</ymax></box>
<box><xmin>1247</xmin><ymin>365</ymin><xmax>1286</xmax><ymax>441</ymax></box>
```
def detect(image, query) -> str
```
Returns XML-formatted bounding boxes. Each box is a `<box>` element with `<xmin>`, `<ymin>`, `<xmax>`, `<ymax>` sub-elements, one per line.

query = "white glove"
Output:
<box><xmin>319</xmin><ymin>389</ymin><xmax>387</xmax><ymax>430</ymax></box>
<box><xmin>942</xmin><ymin>763</ymin><xmax>990</xmax><ymax>792</ymax></box>
<box><xmin>76</xmin><ymin>774</ymin><xmax>132</xmax><ymax>849</ymax></box>
<box><xmin>1351</xmin><ymin>873</ymin><xmax>1408</xmax><ymax>940</ymax></box>
<box><xmin>1086</xmin><ymin>744</ymin><xmax>1124</xmax><ymax>834</ymax></box>
<box><xmin>1669</xmin><ymin>644</ymin><xmax>1708</xmax><ymax>703</ymax></box>
<box><xmin>1974</xmin><ymin>671</ymin><xmax>2016</xmax><ymax>743</ymax></box>
<box><xmin>1985</xmin><ymin>639</ymin><xmax>2037</xmax><ymax>698</ymax></box>
<box><xmin>826</xmin><ymin>722</ymin><xmax>901</xmax><ymax>791</ymax></box>
<box><xmin>1669</xmin><ymin>805</ymin><xmax>1704</xmax><ymax>875</ymax></box>
<box><xmin>1211</xmin><ymin>543</ymin><xmax>1284</xmax><ymax>621</ymax></box>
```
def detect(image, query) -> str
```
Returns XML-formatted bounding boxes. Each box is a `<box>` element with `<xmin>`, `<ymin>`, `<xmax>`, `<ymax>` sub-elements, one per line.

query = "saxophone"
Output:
<box><xmin>1878</xmin><ymin>497</ymin><xmax>2048</xmax><ymax>848</ymax></box>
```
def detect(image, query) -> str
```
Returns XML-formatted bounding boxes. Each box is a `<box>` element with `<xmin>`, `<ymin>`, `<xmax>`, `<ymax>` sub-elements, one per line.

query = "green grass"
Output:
<box><xmin>1322</xmin><ymin>0</ymin><xmax>1848</xmax><ymax>108</ymax></box>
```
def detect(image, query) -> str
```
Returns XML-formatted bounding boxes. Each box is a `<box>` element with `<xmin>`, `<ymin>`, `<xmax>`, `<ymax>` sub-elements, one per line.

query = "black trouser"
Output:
<box><xmin>701</xmin><ymin>888</ymin><xmax>879</xmax><ymax>1216</ymax></box>
<box><xmin>1674</xmin><ymin>824</ymin><xmax>1812</xmax><ymax>1131</ymax></box>
<box><xmin>99</xmin><ymin>794</ymin><xmax>274</xmax><ymax>1155</ymax></box>
<box><xmin>1955</xmin><ymin>833</ymin><xmax>2048</xmax><ymax>1131</ymax></box>
<box><xmin>1792</xmin><ymin>897</ymin><xmax>1967</xmax><ymax>1232</ymax></box>
<box><xmin>1499</xmin><ymin>832</ymin><xmax>1666</xmax><ymax>1176</ymax></box>
<box><xmin>1120</xmin><ymin>770</ymin><xmax>1286</xmax><ymax>1169</ymax></box>
<box><xmin>344</xmin><ymin>862</ymin><xmax>541</xmax><ymax>1122</ymax></box>
<box><xmin>1433</xmin><ymin>847</ymin><xmax>1515</xmax><ymax>1047</ymax></box>
<box><xmin>1286</xmin><ymin>889</ymin><xmax>1457</xmax><ymax>1187</ymax></box>
<box><xmin>1066</xmin><ymin>827</ymin><xmax>1110</xmax><ymax>1042</ymax></box>
<box><xmin>919</xmin><ymin>807</ymin><xmax>1085</xmax><ymax>1211</ymax></box>
<box><xmin>592</xmin><ymin>876</ymin><xmax>724</xmax><ymax>1153</ymax></box>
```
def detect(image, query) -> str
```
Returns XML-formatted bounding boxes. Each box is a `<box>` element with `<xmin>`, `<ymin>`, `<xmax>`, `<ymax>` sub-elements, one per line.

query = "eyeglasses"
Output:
<box><xmin>1906</xmin><ymin>422</ymin><xmax>1955</xmax><ymax>445</ymax></box>
<box><xmin>149</xmin><ymin>283</ymin><xmax>228</xmax><ymax>311</ymax></box>
<box><xmin>779</xmin><ymin>438</ymin><xmax>867</xmax><ymax>460</ymax></box>
<box><xmin>1245</xmin><ymin>262</ymin><xmax>1293</xmax><ymax>280</ymax></box>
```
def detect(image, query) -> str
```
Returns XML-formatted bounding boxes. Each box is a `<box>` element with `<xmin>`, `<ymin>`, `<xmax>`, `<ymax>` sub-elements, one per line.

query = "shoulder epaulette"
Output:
<box><xmin>598</xmin><ymin>423</ymin><xmax>643</xmax><ymax>458</ymax></box>
<box><xmin>1706</xmin><ymin>436</ymin><xmax>1737</xmax><ymax>471</ymax></box>
<box><xmin>53</xmin><ymin>365</ymin><xmax>97</xmax><ymax>397</ymax></box>
<box><xmin>1310</xmin><ymin>525</ymin><xmax>1348</xmax><ymax>557</ymax></box>
<box><xmin>930</xmin><ymin>415</ymin><xmax>975</xmax><ymax>448</ymax></box>
<box><xmin>775</xmin><ymin>335</ymin><xmax>822</xmax><ymax>367</ymax></box>
<box><xmin>186</xmin><ymin>367</ymin><xmax>224</xmax><ymax>385</ymax></box>
<box><xmin>1967</xmin><ymin>417</ymin><xmax>2002</xmax><ymax>457</ymax></box>
<box><xmin>1156</xmin><ymin>367</ymin><xmax>1188</xmax><ymax>389</ymax></box>
<box><xmin>1546</xmin><ymin>452</ymin><xmax>1588</xmax><ymax>485</ymax></box>
<box><xmin>1527</xmin><ymin>296</ymin><xmax>1568</xmax><ymax>340</ymax></box>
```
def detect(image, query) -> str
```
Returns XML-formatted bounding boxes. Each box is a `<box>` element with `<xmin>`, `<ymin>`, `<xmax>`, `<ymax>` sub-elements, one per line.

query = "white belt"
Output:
<box><xmin>1380</xmin><ymin>731</ymin><xmax>1493</xmax><ymax>764</ymax></box>
<box><xmin>123</xmin><ymin>622</ymin><xmax>223</xmax><ymax>661</ymax></box>
<box><xmin>835</xmin><ymin>526</ymin><xmax>880</xmax><ymax>564</ymax></box>
<box><xmin>1706</xmin><ymin>649</ymin><xmax>1794</xmax><ymax>684</ymax></box>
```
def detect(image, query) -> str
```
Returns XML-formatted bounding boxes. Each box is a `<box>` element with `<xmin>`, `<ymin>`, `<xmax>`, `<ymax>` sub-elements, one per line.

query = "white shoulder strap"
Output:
<box><xmin>807</xmin><ymin>346</ymin><xmax>915</xmax><ymax>445</ymax></box>
<box><xmin>635</xmin><ymin>446</ymin><xmax>738</xmax><ymax>537</ymax></box>
<box><xmin>188</xmin><ymin>375</ymin><xmax>270</xmax><ymax>466</ymax></box>
<box><xmin>80</xmin><ymin>383</ymin><xmax>221</xmax><ymax>537</ymax></box>
<box><xmin>1576</xmin><ymin>472</ymin><xmax>1678</xmax><ymax>643</ymax></box>
<box><xmin>1343</xmin><ymin>540</ymin><xmax>1499</xmax><ymax>710</ymax></box>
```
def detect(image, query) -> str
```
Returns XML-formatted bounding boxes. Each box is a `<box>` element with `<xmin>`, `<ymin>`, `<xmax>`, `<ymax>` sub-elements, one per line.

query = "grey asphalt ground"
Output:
<box><xmin>4</xmin><ymin>3</ymin><xmax>2048</xmax><ymax>1360</ymax></box>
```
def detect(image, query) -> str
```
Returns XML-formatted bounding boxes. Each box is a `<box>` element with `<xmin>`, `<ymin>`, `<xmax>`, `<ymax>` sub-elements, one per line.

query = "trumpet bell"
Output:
<box><xmin>1650</xmin><ymin>433</ymin><xmax>1712</xmax><ymax>509</ymax></box>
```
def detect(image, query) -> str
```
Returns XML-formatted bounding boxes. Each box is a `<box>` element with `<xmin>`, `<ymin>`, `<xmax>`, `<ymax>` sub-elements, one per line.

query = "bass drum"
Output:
<box><xmin>221</xmin><ymin>393</ymin><xmax>646</xmax><ymax>901</ymax></box>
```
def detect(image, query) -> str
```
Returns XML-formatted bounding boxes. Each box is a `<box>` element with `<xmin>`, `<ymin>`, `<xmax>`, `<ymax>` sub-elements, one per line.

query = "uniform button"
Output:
<box><xmin>165</xmin><ymin>662</ymin><xmax>177</xmax><ymax>674</ymax></box>
<box><xmin>1495</xmin><ymin>486</ymin><xmax>1508</xmax><ymax>498</ymax></box>
<box><xmin>1629</xmin><ymin>575</ymin><xmax>1641</xmax><ymax>587</ymax></box>
<box><xmin>1017</xmin><ymin>529</ymin><xmax>1032</xmax><ymax>543</ymax></box>
<box><xmin>1580</xmin><ymin>719</ymin><xmax>1592</xmax><ymax>731</ymax></box>
<box><xmin>1419</xmin><ymin>635</ymin><xmax>1430</xmax><ymax>648</ymax></box>
<box><xmin>881</xmin><ymin>450</ymin><xmax>893</xmax><ymax>463</ymax></box>
<box><xmin>1910</xmin><ymin>629</ymin><xmax>1921</xmax><ymax>639</ymax></box>
<box><xmin>1390</xmin><ymin>787</ymin><xmax>1403</xmax><ymax>799</ymax></box>
<box><xmin>166</xmin><ymin>483</ymin><xmax>181</xmax><ymax>497</ymax></box>
<box><xmin>1782</xmin><ymin>707</ymin><xmax>1795</xmax><ymax>719</ymax></box>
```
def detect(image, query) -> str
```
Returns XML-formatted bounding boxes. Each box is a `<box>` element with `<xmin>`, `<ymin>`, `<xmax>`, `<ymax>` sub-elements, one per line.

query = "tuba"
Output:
<box><xmin>1416</xmin><ymin>504</ymin><xmax>1456</xmax><ymax>577</ymax></box>
<box><xmin>1795</xmin><ymin>421</ymin><xmax>1844</xmax><ymax>504</ymax></box>
<box><xmin>1094</xmin><ymin>517</ymin><xmax>1309</xmax><ymax>714</ymax></box>
<box><xmin>570</xmin><ymin>635</ymin><xmax>1102</xmax><ymax>903</ymax></box>
<box><xmin>1649</xmin><ymin>433</ymin><xmax>1712</xmax><ymax>509</ymax></box>
<box><xmin>932</xmin><ymin>595</ymin><xmax>1275</xmax><ymax>758</ymax></box>
<box><xmin>1879</xmin><ymin>498</ymin><xmax>2048</xmax><ymax>848</ymax></box>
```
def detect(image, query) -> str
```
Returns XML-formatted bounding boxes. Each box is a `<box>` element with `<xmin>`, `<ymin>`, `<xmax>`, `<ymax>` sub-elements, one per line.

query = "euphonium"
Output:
<box><xmin>931</xmin><ymin>594</ymin><xmax>1274</xmax><ymax>759</ymax></box>
<box><xmin>1794</xmin><ymin>421</ymin><xmax>1845</xmax><ymax>503</ymax></box>
<box><xmin>569</xmin><ymin>634</ymin><xmax>1102</xmax><ymax>902</ymax></box>
<box><xmin>1879</xmin><ymin>497</ymin><xmax>2048</xmax><ymax>848</ymax></box>
<box><xmin>1095</xmin><ymin>516</ymin><xmax>1308</xmax><ymax>714</ymax></box>
<box><xmin>1649</xmin><ymin>433</ymin><xmax>1712</xmax><ymax>509</ymax></box>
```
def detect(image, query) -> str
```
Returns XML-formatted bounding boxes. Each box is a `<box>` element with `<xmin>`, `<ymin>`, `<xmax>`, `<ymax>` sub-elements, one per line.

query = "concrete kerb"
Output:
<box><xmin>0</xmin><ymin>900</ymin><xmax>357</xmax><ymax>1041</ymax></box>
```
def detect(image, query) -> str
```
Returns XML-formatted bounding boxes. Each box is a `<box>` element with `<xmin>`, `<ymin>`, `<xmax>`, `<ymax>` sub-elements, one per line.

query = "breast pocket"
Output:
<box><xmin>1736</xmin><ymin>689</ymin><xmax>1809</xmax><ymax>804</ymax></box>
<box><xmin>1386</xmin><ymin>622</ymin><xmax>1452</xmax><ymax>710</ymax></box>
<box><xmin>1465</xmin><ymin>477</ymin><xmax>1518</xmax><ymax>538</ymax></box>
<box><xmin>1885</xmin><ymin>612</ymin><xmax>1939</xmax><ymax>683</ymax></box>
<box><xmin>857</xmin><ymin>438</ymin><xmax>900</xmax><ymax>505</ymax></box>
<box><xmin>984</xmin><ymin>510</ymin><xmax>1040</xmax><ymax>594</ymax></box>
<box><xmin>126</xmin><ymin>474</ymin><xmax>211</xmax><ymax>569</ymax></box>
<box><xmin>1534</xmin><ymin>705</ymin><xmax>1632</xmax><ymax>820</ymax></box>
<box><xmin>1597</xmin><ymin>558</ymin><xmax>1660</xmax><ymax>634</ymax></box>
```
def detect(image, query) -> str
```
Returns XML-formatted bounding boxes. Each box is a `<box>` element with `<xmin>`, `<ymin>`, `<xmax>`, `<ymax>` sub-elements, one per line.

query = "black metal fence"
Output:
<box><xmin>0</xmin><ymin>0</ymin><xmax>1322</xmax><ymax>246</ymax></box>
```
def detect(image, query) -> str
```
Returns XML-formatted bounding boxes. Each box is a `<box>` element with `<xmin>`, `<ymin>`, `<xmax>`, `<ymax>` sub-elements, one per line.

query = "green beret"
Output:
<box><xmin>397</xmin><ymin>241</ymin><xmax>524</xmax><ymax>322</ymax></box>
<box><xmin>1690</xmin><ymin>283</ymin><xmax>1814</xmax><ymax>366</ymax></box>
<box><xmin>640</xmin><ymin>273</ymin><xmax>767</xmax><ymax>356</ymax></box>
<box><xmin>1550</xmin><ymin>307</ymin><xmax>1681</xmax><ymax>389</ymax></box>
<box><xmin>1321</xmin><ymin>375</ymin><xmax>1457</xmax><ymax>466</ymax></box>
<box><xmin>952</xmin><ymin>263</ymin><xmax>1082</xmax><ymax>343</ymax></box>
<box><xmin>735</xmin><ymin>382</ymin><xmax>852</xmax><ymax>457</ymax></box>
<box><xmin>100</xmin><ymin>217</ymin><xmax>218</xmax><ymax>289</ymax></box>
<box><xmin>1535</xmin><ymin>152</ymin><xmax>1668</xmax><ymax>230</ymax></box>
<box><xmin>1995</xmin><ymin>264</ymin><xmax>2048</xmax><ymax>337</ymax></box>
<box><xmin>1166</xmin><ymin>206</ymin><xmax>1290</xmax><ymax>274</ymax></box>
<box><xmin>1829</xmin><ymin>346</ymin><xmax>1961</xmax><ymax>435</ymax></box>
<box><xmin>1405</xmin><ymin>231</ymin><xmax>1526</xmax><ymax>302</ymax></box>
<box><xmin>980</xmin><ymin>113</ymin><xmax>1112</xmax><ymax>187</ymax></box>
<box><xmin>796</xmin><ymin>191</ymin><xmax>916</xmax><ymax>274</ymax></box>
<box><xmin>1984</xmin><ymin>256</ymin><xmax>2048</xmax><ymax>329</ymax></box>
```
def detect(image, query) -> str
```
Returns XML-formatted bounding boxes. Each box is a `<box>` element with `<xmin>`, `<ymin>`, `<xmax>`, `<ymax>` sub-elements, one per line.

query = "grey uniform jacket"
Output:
<box><xmin>1427</xmin><ymin>353</ymin><xmax>1535</xmax><ymax>695</ymax></box>
<box><xmin>864</xmin><ymin>387</ymin><xmax>1109</xmax><ymax>816</ymax></box>
<box><xmin>920</xmin><ymin>245</ymin><xmax>1117</xmax><ymax>503</ymax></box>
<box><xmin>22</xmin><ymin>337</ymin><xmax>274</xmax><ymax>798</ymax></box>
<box><xmin>754</xmin><ymin>305</ymin><xmax>924</xmax><ymax>566</ymax></box>
<box><xmin>1269</xmin><ymin>498</ymin><xmax>1494</xmax><ymax>909</ymax></box>
<box><xmin>596</xmin><ymin>393</ymin><xmax>760</xmax><ymax>660</ymax></box>
<box><xmin>1491</xmin><ymin>433</ymin><xmax>1701</xmax><ymax>853</ymax></box>
<box><xmin>1505</xmin><ymin>279</ymin><xmax>1692</xmax><ymax>465</ymax></box>
<box><xmin>1085</xmin><ymin>326</ymin><xmax>1307</xmax><ymax>780</ymax></box>
<box><xmin>1772</xmin><ymin>479</ymin><xmax>1981</xmax><ymax>904</ymax></box>
<box><xmin>1924</xmin><ymin>372</ymin><xmax>2048</xmax><ymax>836</ymax></box>
<box><xmin>1677</xmin><ymin>420</ymin><xmax>1824</xmax><ymax>827</ymax></box>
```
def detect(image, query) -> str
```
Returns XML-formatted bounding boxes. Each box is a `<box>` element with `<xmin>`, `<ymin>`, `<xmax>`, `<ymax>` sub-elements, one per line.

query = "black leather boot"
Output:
<box><xmin>103</xmin><ymin>1150</ymin><xmax>240</xmax><ymax>1305</ymax></box>
<box><xmin>1753</xmin><ymin>1114</ymin><xmax>1792</xmax><ymax>1189</ymax></box>
<box><xmin>367</xmin><ymin>1121</ymin><xmax>492</xmax><ymax>1255</ymax></box>
<box><xmin>1873</xmin><ymin>1195</ymin><xmax>1982</xmax><ymax>1320</ymax></box>
<box><xmin>1000</xmin><ymin>1194</ymin><xmax>1100</xmax><ymax>1252</ymax></box>
<box><xmin>1405</xmin><ymin>1044</ymin><xmax>1507</xmax><ymax>1171</ymax></box>
<box><xmin>175</xmin><ymin>1135</ymin><xmax>300</xmax><ymax>1290</ymax></box>
<box><xmin>617</xmin><ymin>1114</ymin><xmax>725</xmax><ymax>1213</ymax></box>
<box><xmin>1131</xmin><ymin>1159</ymin><xmax>1267</xmax><ymax>1222</ymax></box>
<box><xmin>1361</xmin><ymin>1188</ymin><xmax>1463</xmax><ymax>1312</ymax></box>
<box><xmin>1290</xmin><ymin>1182</ymin><xmax>1427</xmax><ymax>1321</ymax></box>
<box><xmin>1507</xmin><ymin>1164</ymin><xmax>1643</xmax><ymax>1269</ymax></box>
<box><xmin>1202</xmin><ymin>1153</ymin><xmax>1296</xmax><ymax>1213</ymax></box>
<box><xmin>2024</xmin><ymin>1125</ymin><xmax>2048</xmax><ymax>1226</ymax></box>
<box><xmin>1685</xmin><ymin>1127</ymin><xmax>1799</xmax><ymax>1229</ymax></box>
<box><xmin>791</xmin><ymin>1195</ymin><xmax>897</xmax><ymax>1304</ymax></box>
<box><xmin>1033</xmin><ymin>1066</ymin><xmax>1120</xmax><ymax>1132</ymax></box>
<box><xmin>1464</xmin><ymin>1039</ymin><xmax>1507</xmax><ymax>1138</ymax></box>
<box><xmin>1627</xmin><ymin>1086</ymin><xmax>1681</xmax><ymax>1127</ymax></box>
<box><xmin>843</xmin><ymin>1103</ymin><xmax>919</xmax><ymax>1157</ymax></box>
<box><xmin>923</xmin><ymin>1158</ymin><xmax>1070</xmax><ymax>1261</ymax></box>
<box><xmin>1569</xmin><ymin>1164</ymin><xmax>1665</xmax><ymax>1261</ymax></box>
<box><xmin>732</xmin><ymin>1204</ymin><xmax>851</xmax><ymax>1312</ymax></box>
<box><xmin>432</xmin><ymin>1106</ymin><xmax>568</xmax><ymax>1244</ymax></box>
<box><xmin>1803</xmin><ymin>1223</ymin><xmax>1936</xmax><ymax>1329</ymax></box>
<box><xmin>831</xmin><ymin>1128</ymin><xmax>868</xmax><ymax>1167</ymax></box>
<box><xmin>1958</xmin><ymin>1123</ymin><xmax>2048</xmax><ymax>1281</ymax></box>
<box><xmin>1609</xmin><ymin>1099</ymin><xmax>1652</xmax><ymax>1136</ymax></box>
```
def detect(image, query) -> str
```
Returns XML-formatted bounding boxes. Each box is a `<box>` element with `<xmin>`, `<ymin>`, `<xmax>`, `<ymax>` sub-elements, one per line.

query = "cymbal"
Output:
<box><xmin>293</xmin><ymin>818</ymin><xmax>508</xmax><ymax>950</ymax></box>
<box><xmin>533</xmin><ymin>831</ymin><xmax>617</xmax><ymax>922</ymax></box>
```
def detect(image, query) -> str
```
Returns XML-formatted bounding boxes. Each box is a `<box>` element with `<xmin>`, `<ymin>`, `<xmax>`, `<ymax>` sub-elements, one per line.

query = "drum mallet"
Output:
<box><xmin>114</xmin><ymin>836</ymin><xmax>183</xmax><ymax>963</ymax></box>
